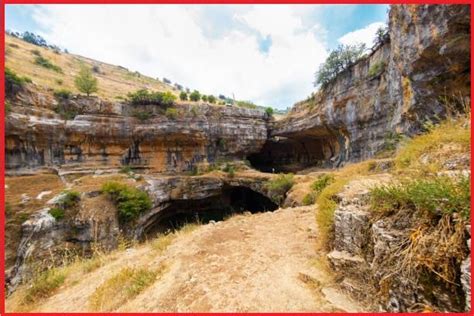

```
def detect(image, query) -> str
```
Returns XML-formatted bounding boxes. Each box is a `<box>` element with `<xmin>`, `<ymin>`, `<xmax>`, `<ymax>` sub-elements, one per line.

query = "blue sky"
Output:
<box><xmin>6</xmin><ymin>5</ymin><xmax>388</xmax><ymax>109</ymax></box>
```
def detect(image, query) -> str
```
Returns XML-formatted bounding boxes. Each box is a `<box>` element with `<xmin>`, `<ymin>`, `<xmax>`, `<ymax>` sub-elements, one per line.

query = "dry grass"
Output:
<box><xmin>315</xmin><ymin>160</ymin><xmax>380</xmax><ymax>250</ymax></box>
<box><xmin>150</xmin><ymin>234</ymin><xmax>175</xmax><ymax>253</ymax></box>
<box><xmin>395</xmin><ymin>115</ymin><xmax>470</xmax><ymax>174</ymax></box>
<box><xmin>89</xmin><ymin>265</ymin><xmax>166</xmax><ymax>312</ymax></box>
<box><xmin>5</xmin><ymin>34</ymin><xmax>175</xmax><ymax>101</ymax></box>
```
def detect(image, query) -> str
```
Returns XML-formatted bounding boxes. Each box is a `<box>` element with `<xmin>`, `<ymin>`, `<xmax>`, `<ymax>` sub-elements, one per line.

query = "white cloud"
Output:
<box><xmin>31</xmin><ymin>5</ymin><xmax>328</xmax><ymax>109</ymax></box>
<box><xmin>338</xmin><ymin>21</ymin><xmax>386</xmax><ymax>49</ymax></box>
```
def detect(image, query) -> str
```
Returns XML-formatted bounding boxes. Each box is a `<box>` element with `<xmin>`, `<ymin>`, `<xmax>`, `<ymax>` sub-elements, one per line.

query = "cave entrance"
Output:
<box><xmin>247</xmin><ymin>135</ymin><xmax>341</xmax><ymax>173</ymax></box>
<box><xmin>144</xmin><ymin>186</ymin><xmax>278</xmax><ymax>238</ymax></box>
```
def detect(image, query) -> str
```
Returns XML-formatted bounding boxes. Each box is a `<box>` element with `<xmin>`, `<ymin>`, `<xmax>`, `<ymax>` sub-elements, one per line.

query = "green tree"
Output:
<box><xmin>314</xmin><ymin>43</ymin><xmax>366</xmax><ymax>88</ymax></box>
<box><xmin>208</xmin><ymin>95</ymin><xmax>216</xmax><ymax>103</ymax></box>
<box><xmin>179</xmin><ymin>91</ymin><xmax>188</xmax><ymax>101</ymax></box>
<box><xmin>265</xmin><ymin>107</ymin><xmax>274</xmax><ymax>116</ymax></box>
<box><xmin>74</xmin><ymin>66</ymin><xmax>98</xmax><ymax>96</ymax></box>
<box><xmin>189</xmin><ymin>90</ymin><xmax>201</xmax><ymax>102</ymax></box>
<box><xmin>202</xmin><ymin>95</ymin><xmax>208</xmax><ymax>102</ymax></box>
<box><xmin>374</xmin><ymin>26</ymin><xmax>388</xmax><ymax>47</ymax></box>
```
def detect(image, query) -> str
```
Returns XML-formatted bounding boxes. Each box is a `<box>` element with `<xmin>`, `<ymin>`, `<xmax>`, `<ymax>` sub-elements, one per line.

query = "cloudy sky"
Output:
<box><xmin>6</xmin><ymin>5</ymin><xmax>388</xmax><ymax>109</ymax></box>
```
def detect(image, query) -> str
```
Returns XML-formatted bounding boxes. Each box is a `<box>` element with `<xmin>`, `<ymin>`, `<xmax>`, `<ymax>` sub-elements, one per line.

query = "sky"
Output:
<box><xmin>6</xmin><ymin>4</ymin><xmax>388</xmax><ymax>110</ymax></box>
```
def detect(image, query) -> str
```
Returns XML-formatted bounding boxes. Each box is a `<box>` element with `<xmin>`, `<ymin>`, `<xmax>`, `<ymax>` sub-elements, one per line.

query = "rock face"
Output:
<box><xmin>327</xmin><ymin>177</ymin><xmax>470</xmax><ymax>312</ymax></box>
<box><xmin>265</xmin><ymin>4</ymin><xmax>470</xmax><ymax>171</ymax></box>
<box><xmin>6</xmin><ymin>97</ymin><xmax>269</xmax><ymax>173</ymax></box>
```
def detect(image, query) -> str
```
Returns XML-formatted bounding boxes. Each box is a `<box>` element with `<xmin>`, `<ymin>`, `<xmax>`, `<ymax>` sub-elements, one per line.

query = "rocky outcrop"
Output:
<box><xmin>6</xmin><ymin>94</ymin><xmax>269</xmax><ymax>173</ymax></box>
<box><xmin>327</xmin><ymin>177</ymin><xmax>470</xmax><ymax>312</ymax></box>
<box><xmin>6</xmin><ymin>172</ymin><xmax>278</xmax><ymax>294</ymax></box>
<box><xmin>267</xmin><ymin>4</ymin><xmax>470</xmax><ymax>170</ymax></box>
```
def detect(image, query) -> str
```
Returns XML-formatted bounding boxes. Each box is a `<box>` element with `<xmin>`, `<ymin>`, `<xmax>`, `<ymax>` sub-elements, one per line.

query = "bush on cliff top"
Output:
<box><xmin>128</xmin><ymin>89</ymin><xmax>176</xmax><ymax>107</ymax></box>
<box><xmin>370</xmin><ymin>175</ymin><xmax>470</xmax><ymax>220</ymax></box>
<box><xmin>265</xmin><ymin>173</ymin><xmax>294</xmax><ymax>204</ymax></box>
<box><xmin>102</xmin><ymin>181</ymin><xmax>152</xmax><ymax>222</ymax></box>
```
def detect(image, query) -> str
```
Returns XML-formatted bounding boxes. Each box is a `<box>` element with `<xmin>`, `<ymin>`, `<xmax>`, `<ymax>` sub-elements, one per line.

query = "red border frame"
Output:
<box><xmin>1</xmin><ymin>1</ymin><xmax>472</xmax><ymax>315</ymax></box>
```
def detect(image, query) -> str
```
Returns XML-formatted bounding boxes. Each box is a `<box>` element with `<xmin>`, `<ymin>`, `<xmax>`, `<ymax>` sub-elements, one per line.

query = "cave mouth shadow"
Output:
<box><xmin>247</xmin><ymin>135</ymin><xmax>340</xmax><ymax>173</ymax></box>
<box><xmin>144</xmin><ymin>186</ymin><xmax>278</xmax><ymax>238</ymax></box>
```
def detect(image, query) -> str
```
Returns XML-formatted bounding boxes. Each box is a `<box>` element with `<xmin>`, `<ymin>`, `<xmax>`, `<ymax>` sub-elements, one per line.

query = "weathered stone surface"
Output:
<box><xmin>6</xmin><ymin>101</ymin><xmax>269</xmax><ymax>173</ymax></box>
<box><xmin>269</xmin><ymin>4</ymin><xmax>470</xmax><ymax>168</ymax></box>
<box><xmin>461</xmin><ymin>256</ymin><xmax>471</xmax><ymax>311</ymax></box>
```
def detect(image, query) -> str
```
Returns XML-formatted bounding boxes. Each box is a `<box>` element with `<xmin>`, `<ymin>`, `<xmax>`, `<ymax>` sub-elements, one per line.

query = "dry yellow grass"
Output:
<box><xmin>89</xmin><ymin>265</ymin><xmax>166</xmax><ymax>312</ymax></box>
<box><xmin>5</xmin><ymin>34</ymin><xmax>175</xmax><ymax>101</ymax></box>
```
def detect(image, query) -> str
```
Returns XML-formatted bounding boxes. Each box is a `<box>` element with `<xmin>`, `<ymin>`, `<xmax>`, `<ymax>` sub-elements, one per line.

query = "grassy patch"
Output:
<box><xmin>165</xmin><ymin>107</ymin><xmax>178</xmax><ymax>119</ymax></box>
<box><xmin>89</xmin><ymin>266</ymin><xmax>163</xmax><ymax>311</ymax></box>
<box><xmin>265</xmin><ymin>173</ymin><xmax>294</xmax><ymax>204</ymax></box>
<box><xmin>311</xmin><ymin>174</ymin><xmax>335</xmax><ymax>193</ymax></box>
<box><xmin>370</xmin><ymin>175</ymin><xmax>470</xmax><ymax>220</ymax></box>
<box><xmin>315</xmin><ymin>177</ymin><xmax>349</xmax><ymax>250</ymax></box>
<box><xmin>367</xmin><ymin>61</ymin><xmax>385</xmax><ymax>78</ymax></box>
<box><xmin>102</xmin><ymin>181</ymin><xmax>152</xmax><ymax>222</ymax></box>
<box><xmin>132</xmin><ymin>110</ymin><xmax>151</xmax><ymax>121</ymax></box>
<box><xmin>22</xmin><ymin>268</ymin><xmax>66</xmax><ymax>305</ymax></box>
<box><xmin>48</xmin><ymin>207</ymin><xmax>65</xmax><ymax>220</ymax></box>
<box><xmin>395</xmin><ymin>116</ymin><xmax>470</xmax><ymax>173</ymax></box>
<box><xmin>34</xmin><ymin>55</ymin><xmax>63</xmax><ymax>73</ymax></box>
<box><xmin>151</xmin><ymin>234</ymin><xmax>175</xmax><ymax>253</ymax></box>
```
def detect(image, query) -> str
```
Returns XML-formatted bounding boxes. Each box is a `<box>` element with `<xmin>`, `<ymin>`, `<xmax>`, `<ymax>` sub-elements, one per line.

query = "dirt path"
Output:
<box><xmin>13</xmin><ymin>206</ymin><xmax>365</xmax><ymax>312</ymax></box>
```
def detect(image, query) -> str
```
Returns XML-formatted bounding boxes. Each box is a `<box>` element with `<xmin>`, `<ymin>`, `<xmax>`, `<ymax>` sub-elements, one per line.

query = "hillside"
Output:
<box><xmin>5</xmin><ymin>34</ymin><xmax>177</xmax><ymax>101</ymax></box>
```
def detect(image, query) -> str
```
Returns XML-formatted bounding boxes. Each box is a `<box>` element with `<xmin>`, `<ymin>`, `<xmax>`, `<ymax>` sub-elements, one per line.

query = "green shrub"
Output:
<box><xmin>53</xmin><ymin>89</ymin><xmax>72</xmax><ymax>99</ymax></box>
<box><xmin>74</xmin><ymin>66</ymin><xmax>98</xmax><ymax>96</ymax></box>
<box><xmin>202</xmin><ymin>95</ymin><xmax>208</xmax><ymax>102</ymax></box>
<box><xmin>370</xmin><ymin>175</ymin><xmax>470</xmax><ymax>219</ymax></box>
<box><xmin>5</xmin><ymin>100</ymin><xmax>12</xmax><ymax>114</ymax></box>
<box><xmin>367</xmin><ymin>61</ymin><xmax>386</xmax><ymax>78</ymax></box>
<box><xmin>34</xmin><ymin>56</ymin><xmax>63</xmax><ymax>73</ymax></box>
<box><xmin>127</xmin><ymin>89</ymin><xmax>176</xmax><ymax>107</ymax></box>
<box><xmin>311</xmin><ymin>174</ymin><xmax>335</xmax><ymax>193</ymax></box>
<box><xmin>60</xmin><ymin>190</ymin><xmax>81</xmax><ymax>208</ymax></box>
<box><xmin>265</xmin><ymin>173</ymin><xmax>294</xmax><ymax>204</ymax></box>
<box><xmin>265</xmin><ymin>107</ymin><xmax>274</xmax><ymax>116</ymax></box>
<box><xmin>179</xmin><ymin>91</ymin><xmax>188</xmax><ymax>101</ymax></box>
<box><xmin>302</xmin><ymin>193</ymin><xmax>316</xmax><ymax>205</ymax></box>
<box><xmin>54</xmin><ymin>105</ymin><xmax>78</xmax><ymax>120</ymax></box>
<box><xmin>31</xmin><ymin>49</ymin><xmax>41</xmax><ymax>56</ymax></box>
<box><xmin>165</xmin><ymin>108</ymin><xmax>178</xmax><ymax>119</ymax></box>
<box><xmin>208</xmin><ymin>95</ymin><xmax>216</xmax><ymax>103</ymax></box>
<box><xmin>132</xmin><ymin>110</ymin><xmax>151</xmax><ymax>121</ymax></box>
<box><xmin>189</xmin><ymin>90</ymin><xmax>201</xmax><ymax>102</ymax></box>
<box><xmin>102</xmin><ymin>181</ymin><xmax>152</xmax><ymax>222</ymax></box>
<box><xmin>120</xmin><ymin>165</ymin><xmax>133</xmax><ymax>174</ymax></box>
<box><xmin>223</xmin><ymin>163</ymin><xmax>235</xmax><ymax>178</ymax></box>
<box><xmin>5</xmin><ymin>67</ymin><xmax>32</xmax><ymax>87</ymax></box>
<box><xmin>49</xmin><ymin>207</ymin><xmax>65</xmax><ymax>220</ymax></box>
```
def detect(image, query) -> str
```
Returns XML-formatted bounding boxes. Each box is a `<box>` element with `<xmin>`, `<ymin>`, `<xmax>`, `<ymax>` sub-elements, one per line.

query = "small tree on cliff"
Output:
<box><xmin>74</xmin><ymin>66</ymin><xmax>98</xmax><ymax>96</ymax></box>
<box><xmin>314</xmin><ymin>43</ymin><xmax>366</xmax><ymax>89</ymax></box>
<box><xmin>189</xmin><ymin>90</ymin><xmax>201</xmax><ymax>102</ymax></box>
<box><xmin>179</xmin><ymin>91</ymin><xmax>188</xmax><ymax>101</ymax></box>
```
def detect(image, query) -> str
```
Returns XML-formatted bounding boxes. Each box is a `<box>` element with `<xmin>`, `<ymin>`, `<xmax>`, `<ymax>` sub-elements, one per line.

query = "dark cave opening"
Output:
<box><xmin>247</xmin><ymin>136</ymin><xmax>341</xmax><ymax>173</ymax></box>
<box><xmin>144</xmin><ymin>186</ymin><xmax>278</xmax><ymax>238</ymax></box>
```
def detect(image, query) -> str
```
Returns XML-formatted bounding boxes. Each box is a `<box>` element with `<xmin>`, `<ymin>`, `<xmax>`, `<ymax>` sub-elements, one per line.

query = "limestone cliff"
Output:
<box><xmin>6</xmin><ymin>92</ymin><xmax>269</xmax><ymax>173</ymax></box>
<box><xmin>260</xmin><ymin>4</ymin><xmax>470</xmax><ymax>171</ymax></box>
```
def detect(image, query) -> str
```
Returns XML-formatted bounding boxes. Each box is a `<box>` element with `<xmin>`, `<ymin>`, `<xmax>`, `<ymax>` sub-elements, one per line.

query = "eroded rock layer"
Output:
<box><xmin>270</xmin><ymin>4</ymin><xmax>470</xmax><ymax>168</ymax></box>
